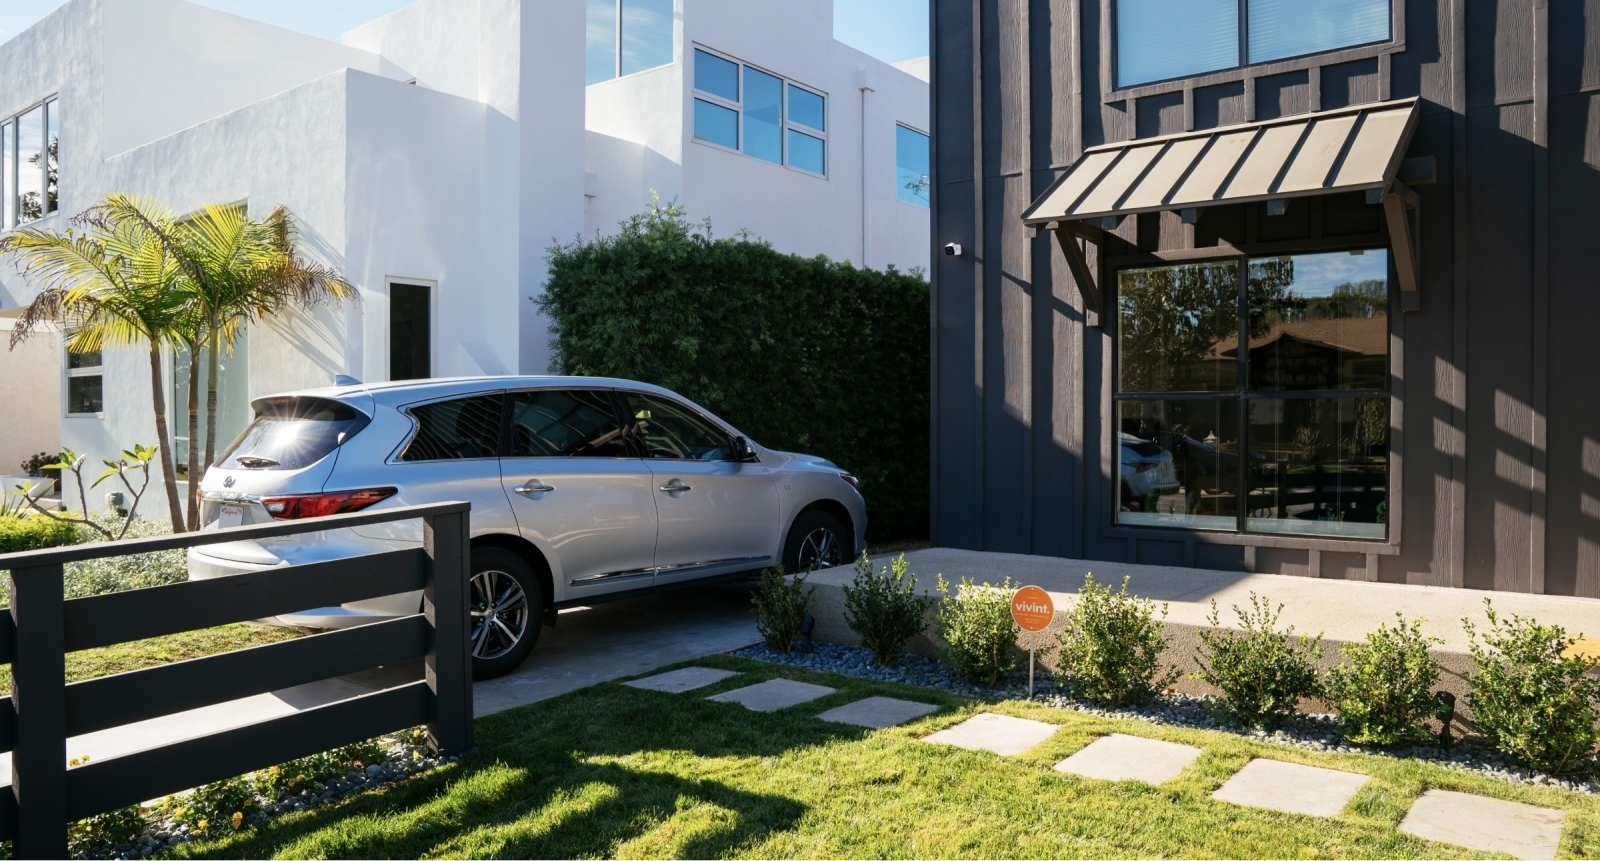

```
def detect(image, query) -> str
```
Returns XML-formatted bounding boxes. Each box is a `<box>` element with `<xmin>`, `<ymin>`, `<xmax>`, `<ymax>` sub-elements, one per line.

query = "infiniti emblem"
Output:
<box><xmin>223</xmin><ymin>476</ymin><xmax>236</xmax><ymax>488</ymax></box>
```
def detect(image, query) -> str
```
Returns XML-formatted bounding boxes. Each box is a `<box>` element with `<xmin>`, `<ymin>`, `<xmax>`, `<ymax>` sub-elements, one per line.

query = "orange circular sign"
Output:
<box><xmin>1010</xmin><ymin>585</ymin><xmax>1055</xmax><ymax>632</ymax></box>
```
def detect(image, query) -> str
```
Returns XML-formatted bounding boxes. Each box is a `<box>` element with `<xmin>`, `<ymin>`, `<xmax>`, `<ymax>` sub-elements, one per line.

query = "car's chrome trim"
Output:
<box><xmin>199</xmin><ymin>491</ymin><xmax>263</xmax><ymax>504</ymax></box>
<box><xmin>653</xmin><ymin>556</ymin><xmax>771</xmax><ymax>576</ymax></box>
<box><xmin>567</xmin><ymin>566</ymin><xmax>657</xmax><ymax>587</ymax></box>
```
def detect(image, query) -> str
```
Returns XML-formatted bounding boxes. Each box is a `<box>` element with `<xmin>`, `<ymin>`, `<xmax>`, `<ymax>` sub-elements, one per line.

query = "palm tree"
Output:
<box><xmin>1</xmin><ymin>199</ymin><xmax>193</xmax><ymax>529</ymax></box>
<box><xmin>91</xmin><ymin>197</ymin><xmax>357</xmax><ymax>529</ymax></box>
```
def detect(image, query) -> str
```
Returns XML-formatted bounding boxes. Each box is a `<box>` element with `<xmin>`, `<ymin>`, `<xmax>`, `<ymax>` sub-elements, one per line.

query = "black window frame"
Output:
<box><xmin>1108</xmin><ymin>0</ymin><xmax>1398</xmax><ymax>93</ymax></box>
<box><xmin>502</xmin><ymin>387</ymin><xmax>639</xmax><ymax>460</ymax></box>
<box><xmin>1109</xmin><ymin>244</ymin><xmax>1394</xmax><ymax>540</ymax></box>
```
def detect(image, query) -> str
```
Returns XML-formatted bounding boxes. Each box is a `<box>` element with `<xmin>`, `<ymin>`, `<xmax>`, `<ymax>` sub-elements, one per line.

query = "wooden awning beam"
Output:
<box><xmin>1044</xmin><ymin>222</ymin><xmax>1104</xmax><ymax>325</ymax></box>
<box><xmin>1382</xmin><ymin>181</ymin><xmax>1421</xmax><ymax>312</ymax></box>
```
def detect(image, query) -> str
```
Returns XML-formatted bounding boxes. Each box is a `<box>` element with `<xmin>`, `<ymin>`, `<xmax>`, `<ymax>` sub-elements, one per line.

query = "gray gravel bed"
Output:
<box><xmin>735</xmin><ymin>641</ymin><xmax>1599</xmax><ymax>796</ymax></box>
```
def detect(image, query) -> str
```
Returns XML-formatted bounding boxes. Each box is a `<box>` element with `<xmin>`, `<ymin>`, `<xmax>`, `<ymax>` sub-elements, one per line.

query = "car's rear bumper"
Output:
<box><xmin>187</xmin><ymin>535</ymin><xmax>420</xmax><ymax>629</ymax></box>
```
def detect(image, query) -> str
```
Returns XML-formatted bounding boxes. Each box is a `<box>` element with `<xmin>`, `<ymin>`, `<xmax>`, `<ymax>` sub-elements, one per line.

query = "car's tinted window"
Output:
<box><xmin>217</xmin><ymin>397</ymin><xmax>370</xmax><ymax>471</ymax></box>
<box><xmin>625</xmin><ymin>393</ymin><xmax>731</xmax><ymax>460</ymax></box>
<box><xmin>508</xmin><ymin>390</ymin><xmax>630</xmax><ymax>457</ymax></box>
<box><xmin>399</xmin><ymin>393</ymin><xmax>505</xmax><ymax>461</ymax></box>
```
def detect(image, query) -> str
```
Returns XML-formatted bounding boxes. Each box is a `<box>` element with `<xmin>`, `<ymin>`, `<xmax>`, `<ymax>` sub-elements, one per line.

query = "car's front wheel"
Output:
<box><xmin>782</xmin><ymin>509</ymin><xmax>850</xmax><ymax>573</ymax></box>
<box><xmin>468</xmin><ymin>547</ymin><xmax>542</xmax><ymax>680</ymax></box>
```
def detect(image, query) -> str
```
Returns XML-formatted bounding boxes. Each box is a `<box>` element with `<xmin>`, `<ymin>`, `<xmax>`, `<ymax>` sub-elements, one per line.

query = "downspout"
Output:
<box><xmin>857</xmin><ymin>68</ymin><xmax>875</xmax><ymax>269</ymax></box>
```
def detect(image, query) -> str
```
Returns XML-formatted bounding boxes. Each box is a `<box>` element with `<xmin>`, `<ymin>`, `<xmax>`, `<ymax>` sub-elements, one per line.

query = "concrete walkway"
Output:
<box><xmin>0</xmin><ymin>583</ymin><xmax>760</xmax><ymax>788</ymax></box>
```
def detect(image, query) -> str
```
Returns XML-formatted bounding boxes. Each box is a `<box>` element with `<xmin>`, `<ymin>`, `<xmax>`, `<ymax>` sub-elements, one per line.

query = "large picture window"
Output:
<box><xmin>1115</xmin><ymin>0</ymin><xmax>1391</xmax><ymax>88</ymax></box>
<box><xmin>692</xmin><ymin>48</ymin><xmax>827</xmax><ymax>176</ymax></box>
<box><xmin>1114</xmin><ymin>249</ymin><xmax>1390</xmax><ymax>539</ymax></box>
<box><xmin>585</xmin><ymin>0</ymin><xmax>674</xmax><ymax>86</ymax></box>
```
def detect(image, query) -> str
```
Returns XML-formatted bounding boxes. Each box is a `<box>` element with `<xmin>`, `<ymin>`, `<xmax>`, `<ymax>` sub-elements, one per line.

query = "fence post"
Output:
<box><xmin>10</xmin><ymin>564</ymin><xmax>66</xmax><ymax>859</ymax></box>
<box><xmin>423</xmin><ymin>509</ymin><xmax>473</xmax><ymax>755</ymax></box>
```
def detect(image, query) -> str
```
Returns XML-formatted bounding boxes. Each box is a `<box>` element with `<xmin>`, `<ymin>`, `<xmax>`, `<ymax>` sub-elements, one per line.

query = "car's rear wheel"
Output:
<box><xmin>782</xmin><ymin>510</ymin><xmax>850</xmax><ymax>573</ymax></box>
<box><xmin>468</xmin><ymin>547</ymin><xmax>541</xmax><ymax>680</ymax></box>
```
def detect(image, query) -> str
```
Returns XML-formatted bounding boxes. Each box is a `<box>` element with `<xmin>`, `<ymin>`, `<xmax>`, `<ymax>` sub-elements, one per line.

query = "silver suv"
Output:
<box><xmin>189</xmin><ymin>376</ymin><xmax>866</xmax><ymax>679</ymax></box>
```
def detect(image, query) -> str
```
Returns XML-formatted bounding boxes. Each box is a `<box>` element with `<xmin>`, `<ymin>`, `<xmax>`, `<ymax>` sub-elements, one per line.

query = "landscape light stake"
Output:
<box><xmin>1435</xmin><ymin>690</ymin><xmax>1456</xmax><ymax>751</ymax></box>
<box><xmin>800</xmin><ymin>613</ymin><xmax>816</xmax><ymax>654</ymax></box>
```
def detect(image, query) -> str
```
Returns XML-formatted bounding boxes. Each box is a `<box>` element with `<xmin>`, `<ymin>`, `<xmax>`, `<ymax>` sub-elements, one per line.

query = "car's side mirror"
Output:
<box><xmin>731</xmin><ymin>436</ymin><xmax>758</xmax><ymax>463</ymax></box>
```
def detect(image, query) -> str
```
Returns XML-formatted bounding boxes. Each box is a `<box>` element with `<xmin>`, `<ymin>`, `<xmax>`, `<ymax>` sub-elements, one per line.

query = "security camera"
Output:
<box><xmin>944</xmin><ymin>243</ymin><xmax>962</xmax><ymax>257</ymax></box>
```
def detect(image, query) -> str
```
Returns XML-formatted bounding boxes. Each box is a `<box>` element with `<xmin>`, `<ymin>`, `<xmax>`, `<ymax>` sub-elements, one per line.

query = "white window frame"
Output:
<box><xmin>587</xmin><ymin>0</ymin><xmax>677</xmax><ymax>85</ymax></box>
<box><xmin>691</xmin><ymin>46</ymin><xmax>828</xmax><ymax>178</ymax></box>
<box><xmin>63</xmin><ymin>341</ymin><xmax>103</xmax><ymax>419</ymax></box>
<box><xmin>2</xmin><ymin>95</ymin><xmax>60</xmax><ymax>230</ymax></box>
<box><xmin>894</xmin><ymin>122</ymin><xmax>931</xmax><ymax>209</ymax></box>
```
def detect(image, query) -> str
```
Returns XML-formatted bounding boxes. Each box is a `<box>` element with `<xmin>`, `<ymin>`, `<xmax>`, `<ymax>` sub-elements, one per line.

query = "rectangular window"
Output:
<box><xmin>1114</xmin><ymin>249</ymin><xmax>1390</xmax><ymax>539</ymax></box>
<box><xmin>171</xmin><ymin>331</ymin><xmax>250</xmax><ymax>478</ymax></box>
<box><xmin>16</xmin><ymin>104</ymin><xmax>44</xmax><ymax>225</ymax></box>
<box><xmin>65</xmin><ymin>345</ymin><xmax>103</xmax><ymax>415</ymax></box>
<box><xmin>1115</xmin><ymin>0</ymin><xmax>1391</xmax><ymax>88</ymax></box>
<box><xmin>389</xmin><ymin>282</ymin><xmax>432</xmax><ymax>381</ymax></box>
<box><xmin>44</xmin><ymin>98</ymin><xmax>58</xmax><ymax>215</ymax></box>
<box><xmin>692</xmin><ymin>47</ymin><xmax>827</xmax><ymax>176</ymax></box>
<box><xmin>586</xmin><ymin>0</ymin><xmax>674</xmax><ymax>84</ymax></box>
<box><xmin>895</xmin><ymin>125</ymin><xmax>930</xmax><ymax>207</ymax></box>
<box><xmin>1</xmin><ymin>121</ymin><xmax>10</xmax><ymax>228</ymax></box>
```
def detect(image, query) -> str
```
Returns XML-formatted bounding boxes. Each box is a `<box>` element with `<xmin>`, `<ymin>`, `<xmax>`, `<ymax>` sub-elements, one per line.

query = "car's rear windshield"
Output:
<box><xmin>215</xmin><ymin>397</ymin><xmax>370</xmax><ymax>471</ymax></box>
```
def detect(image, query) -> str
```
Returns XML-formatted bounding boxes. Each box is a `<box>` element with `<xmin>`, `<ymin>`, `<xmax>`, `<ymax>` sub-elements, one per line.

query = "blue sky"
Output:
<box><xmin>0</xmin><ymin>1</ymin><xmax>928</xmax><ymax>65</ymax></box>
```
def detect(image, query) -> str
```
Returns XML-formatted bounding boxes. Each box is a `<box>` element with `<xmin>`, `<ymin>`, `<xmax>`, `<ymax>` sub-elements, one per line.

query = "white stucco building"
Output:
<box><xmin>0</xmin><ymin>0</ymin><xmax>929</xmax><ymax>514</ymax></box>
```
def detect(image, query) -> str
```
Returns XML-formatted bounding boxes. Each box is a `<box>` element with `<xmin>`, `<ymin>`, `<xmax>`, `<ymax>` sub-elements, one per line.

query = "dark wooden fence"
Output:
<box><xmin>0</xmin><ymin>501</ymin><xmax>473</xmax><ymax>859</ymax></box>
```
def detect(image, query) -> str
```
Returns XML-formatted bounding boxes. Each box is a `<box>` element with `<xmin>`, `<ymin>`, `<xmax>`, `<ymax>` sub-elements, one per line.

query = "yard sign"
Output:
<box><xmin>1010</xmin><ymin>586</ymin><xmax>1054</xmax><ymax>695</ymax></box>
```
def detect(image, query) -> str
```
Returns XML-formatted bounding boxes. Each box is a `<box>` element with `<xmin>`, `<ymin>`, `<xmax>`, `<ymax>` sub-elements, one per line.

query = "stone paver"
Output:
<box><xmin>817</xmin><ymin>696</ymin><xmax>940</xmax><ymax>728</ymax></box>
<box><xmin>623</xmin><ymin>666</ymin><xmax>738</xmax><ymax>693</ymax></box>
<box><xmin>921</xmin><ymin>712</ymin><xmax>1060</xmax><ymax>756</ymax></box>
<box><xmin>707</xmin><ymin>678</ymin><xmax>836</xmax><ymax>712</ymax></box>
<box><xmin>1211</xmin><ymin>758</ymin><xmax>1368</xmax><ymax>818</ymax></box>
<box><xmin>1053</xmin><ymin>733</ymin><xmax>1202</xmax><ymax>785</ymax></box>
<box><xmin>1399</xmin><ymin>789</ymin><xmax>1565</xmax><ymax>859</ymax></box>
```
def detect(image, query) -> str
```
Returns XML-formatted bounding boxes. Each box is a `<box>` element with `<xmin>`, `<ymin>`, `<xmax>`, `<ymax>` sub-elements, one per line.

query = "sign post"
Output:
<box><xmin>1010</xmin><ymin>585</ymin><xmax>1055</xmax><ymax>697</ymax></box>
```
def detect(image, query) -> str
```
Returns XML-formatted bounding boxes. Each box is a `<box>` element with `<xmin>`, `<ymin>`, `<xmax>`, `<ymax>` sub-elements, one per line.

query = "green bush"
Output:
<box><xmin>751</xmin><ymin>564</ymin><xmax>814</xmax><ymax>653</ymax></box>
<box><xmin>935</xmin><ymin>575</ymin><xmax>1020</xmax><ymax>686</ymax></box>
<box><xmin>0</xmin><ymin>514</ymin><xmax>80</xmax><ymax>553</ymax></box>
<box><xmin>539</xmin><ymin>202</ymin><xmax>930</xmax><ymax>539</ymax></box>
<box><xmin>64</xmin><ymin>515</ymin><xmax>185</xmax><ymax>599</ymax></box>
<box><xmin>68</xmin><ymin>804</ymin><xmax>146</xmax><ymax>856</ymax></box>
<box><xmin>1193</xmin><ymin>593</ymin><xmax>1324</xmax><ymax>728</ymax></box>
<box><xmin>1057</xmin><ymin>574</ymin><xmax>1178</xmax><ymax>707</ymax></box>
<box><xmin>1325</xmin><ymin>613</ymin><xmax>1443</xmax><ymax>746</ymax></box>
<box><xmin>843</xmin><ymin>553</ymin><xmax>933</xmax><ymax>665</ymax></box>
<box><xmin>1464</xmin><ymin>600</ymin><xmax>1600</xmax><ymax>774</ymax></box>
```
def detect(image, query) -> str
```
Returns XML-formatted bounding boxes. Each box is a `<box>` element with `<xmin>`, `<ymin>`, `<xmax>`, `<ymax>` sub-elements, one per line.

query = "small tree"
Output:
<box><xmin>1193</xmin><ymin>593</ymin><xmax>1324</xmax><ymax>728</ymax></box>
<box><xmin>935</xmin><ymin>575</ymin><xmax>1020</xmax><ymax>686</ymax></box>
<box><xmin>16</xmin><ymin>445</ymin><xmax>156</xmax><ymax>541</ymax></box>
<box><xmin>843</xmin><ymin>552</ymin><xmax>934</xmax><ymax>665</ymax></box>
<box><xmin>1464</xmin><ymin>600</ymin><xmax>1600</xmax><ymax>774</ymax></box>
<box><xmin>1057</xmin><ymin>574</ymin><xmax>1179</xmax><ymax>707</ymax></box>
<box><xmin>1325</xmin><ymin>613</ymin><xmax>1442</xmax><ymax>746</ymax></box>
<box><xmin>750</xmin><ymin>564</ymin><xmax>814</xmax><ymax>654</ymax></box>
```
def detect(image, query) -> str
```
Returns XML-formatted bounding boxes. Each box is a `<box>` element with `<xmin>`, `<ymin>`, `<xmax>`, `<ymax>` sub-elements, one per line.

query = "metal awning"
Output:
<box><xmin>1022</xmin><ymin>98</ymin><xmax>1420</xmax><ymax>225</ymax></box>
<box><xmin>1023</xmin><ymin>98</ymin><xmax>1426</xmax><ymax>319</ymax></box>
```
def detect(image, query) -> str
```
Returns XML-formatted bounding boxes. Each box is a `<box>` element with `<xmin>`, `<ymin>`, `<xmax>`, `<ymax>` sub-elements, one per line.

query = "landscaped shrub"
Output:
<box><xmin>63</xmin><ymin>515</ymin><xmax>186</xmax><ymax>599</ymax></box>
<box><xmin>1325</xmin><ymin>613</ymin><xmax>1443</xmax><ymax>746</ymax></box>
<box><xmin>0</xmin><ymin>513</ymin><xmax>81</xmax><ymax>553</ymax></box>
<box><xmin>935</xmin><ymin>575</ymin><xmax>1020</xmax><ymax>686</ymax></box>
<box><xmin>1464</xmin><ymin>599</ymin><xmax>1600</xmax><ymax>774</ymax></box>
<box><xmin>843</xmin><ymin>553</ymin><xmax>934</xmax><ymax>665</ymax></box>
<box><xmin>751</xmin><ymin>564</ymin><xmax>814</xmax><ymax>653</ymax></box>
<box><xmin>68</xmin><ymin>803</ymin><xmax>146</xmax><ymax>856</ymax></box>
<box><xmin>1057</xmin><ymin>574</ymin><xmax>1178</xmax><ymax>707</ymax></box>
<box><xmin>539</xmin><ymin>201</ymin><xmax>930</xmax><ymax>539</ymax></box>
<box><xmin>1193</xmin><ymin>593</ymin><xmax>1324</xmax><ymax>728</ymax></box>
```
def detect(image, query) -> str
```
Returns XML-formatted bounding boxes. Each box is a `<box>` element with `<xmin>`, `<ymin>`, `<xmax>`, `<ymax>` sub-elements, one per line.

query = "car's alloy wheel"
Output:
<box><xmin>797</xmin><ymin>526</ymin><xmax>843</xmax><ymax>571</ymax></box>
<box><xmin>469</xmin><ymin>568</ymin><xmax>530</xmax><ymax>660</ymax></box>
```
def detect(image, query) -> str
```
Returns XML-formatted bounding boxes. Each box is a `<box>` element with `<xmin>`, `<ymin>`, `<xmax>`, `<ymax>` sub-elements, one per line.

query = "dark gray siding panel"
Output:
<box><xmin>1136</xmin><ymin>91</ymin><xmax>1185</xmax><ymax>138</ymax></box>
<box><xmin>1323</xmin><ymin>57</ymin><xmax>1382</xmax><ymax>108</ymax></box>
<box><xmin>934</xmin><ymin>180</ymin><xmax>980</xmax><ymax>548</ymax></box>
<box><xmin>1256</xmin><ymin>70</ymin><xmax>1312</xmax><ymax>120</ymax></box>
<box><xmin>1194</xmin><ymin>82</ymin><xmax>1249</xmax><ymax>130</ymax></box>
<box><xmin>1195</xmin><ymin>543</ymin><xmax>1247</xmax><ymax>573</ymax></box>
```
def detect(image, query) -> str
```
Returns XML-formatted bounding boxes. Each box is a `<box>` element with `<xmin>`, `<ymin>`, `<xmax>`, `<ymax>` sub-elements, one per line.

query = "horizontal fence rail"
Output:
<box><xmin>0</xmin><ymin>501</ymin><xmax>473</xmax><ymax>859</ymax></box>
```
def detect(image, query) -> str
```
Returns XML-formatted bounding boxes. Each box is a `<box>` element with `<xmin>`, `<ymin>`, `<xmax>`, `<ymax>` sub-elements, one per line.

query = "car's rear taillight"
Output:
<box><xmin>260</xmin><ymin>487</ymin><xmax>397</xmax><ymax>520</ymax></box>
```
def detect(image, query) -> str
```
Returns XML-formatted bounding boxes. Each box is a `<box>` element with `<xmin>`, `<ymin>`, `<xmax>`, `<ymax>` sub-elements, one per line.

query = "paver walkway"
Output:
<box><xmin>708</xmin><ymin>678</ymin><xmax>836</xmax><ymax>712</ymax></box>
<box><xmin>623</xmin><ymin>666</ymin><xmax>737</xmax><ymax>693</ymax></box>
<box><xmin>817</xmin><ymin>696</ymin><xmax>939</xmax><ymax>728</ymax></box>
<box><xmin>1400</xmin><ymin>789</ymin><xmax>1566</xmax><ymax>859</ymax></box>
<box><xmin>921</xmin><ymin>713</ymin><xmax>1060</xmax><ymax>756</ymax></box>
<box><xmin>1053</xmin><ymin>733</ymin><xmax>1201</xmax><ymax>784</ymax></box>
<box><xmin>1212</xmin><ymin>758</ymin><xmax>1369</xmax><ymax>818</ymax></box>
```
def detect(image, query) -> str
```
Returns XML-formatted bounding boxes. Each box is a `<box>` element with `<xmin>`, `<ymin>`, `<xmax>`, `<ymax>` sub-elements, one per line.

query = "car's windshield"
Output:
<box><xmin>215</xmin><ymin>396</ymin><xmax>370</xmax><ymax>471</ymax></box>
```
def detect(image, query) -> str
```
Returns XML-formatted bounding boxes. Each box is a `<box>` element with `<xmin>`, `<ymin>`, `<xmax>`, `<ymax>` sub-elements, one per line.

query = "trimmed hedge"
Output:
<box><xmin>539</xmin><ymin>204</ymin><xmax>930</xmax><ymax>539</ymax></box>
<box><xmin>0</xmin><ymin>514</ymin><xmax>80</xmax><ymax>554</ymax></box>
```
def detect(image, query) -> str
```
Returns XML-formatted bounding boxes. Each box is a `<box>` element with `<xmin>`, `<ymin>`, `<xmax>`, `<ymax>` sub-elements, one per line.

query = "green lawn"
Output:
<box><xmin>0</xmin><ymin>623</ymin><xmax>301</xmax><ymax>692</ymax></box>
<box><xmin>171</xmin><ymin>655</ymin><xmax>1600</xmax><ymax>859</ymax></box>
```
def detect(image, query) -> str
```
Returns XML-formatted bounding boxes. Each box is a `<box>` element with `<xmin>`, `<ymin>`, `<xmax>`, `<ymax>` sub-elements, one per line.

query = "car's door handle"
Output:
<box><xmin>658</xmin><ymin>480</ymin><xmax>691</xmax><ymax>493</ymax></box>
<box><xmin>514</xmin><ymin>481</ymin><xmax>555</xmax><ymax>495</ymax></box>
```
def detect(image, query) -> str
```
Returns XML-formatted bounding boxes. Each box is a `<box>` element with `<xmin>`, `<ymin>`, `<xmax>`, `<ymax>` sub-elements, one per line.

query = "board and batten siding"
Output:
<box><xmin>930</xmin><ymin>0</ymin><xmax>1600</xmax><ymax>597</ymax></box>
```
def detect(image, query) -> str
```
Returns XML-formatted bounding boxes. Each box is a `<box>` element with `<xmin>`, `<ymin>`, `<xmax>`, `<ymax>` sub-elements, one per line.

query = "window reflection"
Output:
<box><xmin>1117</xmin><ymin>400</ymin><xmax>1241</xmax><ymax>531</ymax></box>
<box><xmin>896</xmin><ymin>125</ymin><xmax>930</xmax><ymax>207</ymax></box>
<box><xmin>620</xmin><ymin>0</ymin><xmax>673</xmax><ymax>75</ymax></box>
<box><xmin>1117</xmin><ymin>259</ymin><xmax>1240</xmax><ymax>393</ymax></box>
<box><xmin>1244</xmin><ymin>251</ymin><xmax>1388</xmax><ymax>391</ymax></box>
<box><xmin>744</xmin><ymin>67</ymin><xmax>783</xmax><ymax>164</ymax></box>
<box><xmin>585</xmin><ymin>0</ymin><xmax>618</xmax><ymax>85</ymax></box>
<box><xmin>16</xmin><ymin>105</ymin><xmax>43</xmax><ymax>225</ymax></box>
<box><xmin>1245</xmin><ymin>398</ymin><xmax>1387</xmax><ymax>538</ymax></box>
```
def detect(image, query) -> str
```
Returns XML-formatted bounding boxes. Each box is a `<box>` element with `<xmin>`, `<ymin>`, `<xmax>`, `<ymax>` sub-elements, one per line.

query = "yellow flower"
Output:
<box><xmin>173</xmin><ymin>807</ymin><xmax>186</xmax><ymax>818</ymax></box>
<box><xmin>269</xmin><ymin>766</ymin><xmax>280</xmax><ymax>776</ymax></box>
<box><xmin>68</xmin><ymin>757</ymin><xmax>80</xmax><ymax>768</ymax></box>
<box><xmin>197</xmin><ymin>818</ymin><xmax>209</xmax><ymax>831</ymax></box>
<box><xmin>231</xmin><ymin>811</ymin><xmax>243</xmax><ymax>829</ymax></box>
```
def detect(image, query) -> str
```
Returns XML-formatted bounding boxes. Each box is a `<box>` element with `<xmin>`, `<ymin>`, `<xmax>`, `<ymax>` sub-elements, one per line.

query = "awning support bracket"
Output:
<box><xmin>1049</xmin><ymin>222</ymin><xmax>1104</xmax><ymax>326</ymax></box>
<box><xmin>1382</xmin><ymin>182</ymin><xmax>1421</xmax><ymax>312</ymax></box>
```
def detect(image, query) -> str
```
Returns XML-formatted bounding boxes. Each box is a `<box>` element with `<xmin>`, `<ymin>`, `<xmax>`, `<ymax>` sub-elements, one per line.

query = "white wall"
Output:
<box><xmin>0</xmin><ymin>325</ymin><xmax>62</xmax><ymax>474</ymax></box>
<box><xmin>101</xmin><ymin>0</ymin><xmax>409</xmax><ymax>157</ymax></box>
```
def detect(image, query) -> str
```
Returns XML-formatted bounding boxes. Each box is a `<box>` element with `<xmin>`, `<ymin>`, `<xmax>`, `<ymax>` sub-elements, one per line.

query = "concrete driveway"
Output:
<box><xmin>0</xmin><ymin>582</ymin><xmax>761</xmax><ymax>787</ymax></box>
